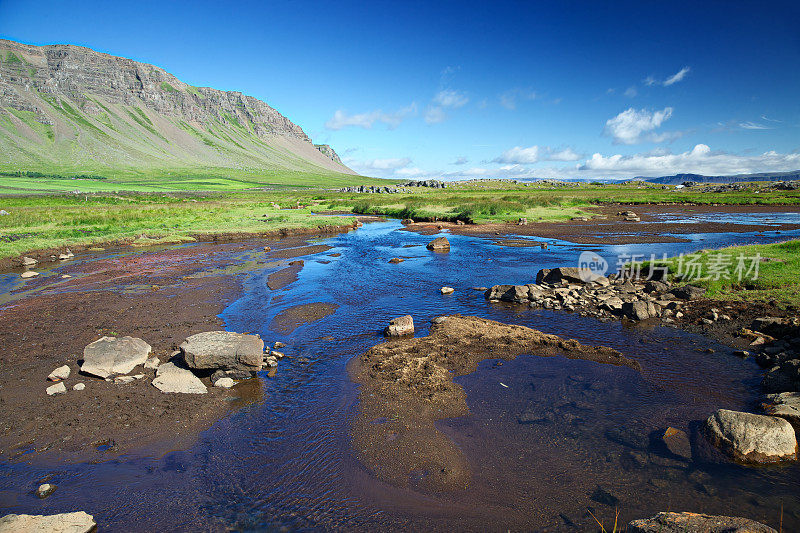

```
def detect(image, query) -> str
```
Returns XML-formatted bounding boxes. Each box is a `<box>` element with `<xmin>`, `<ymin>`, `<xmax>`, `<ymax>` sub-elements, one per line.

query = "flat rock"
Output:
<box><xmin>152</xmin><ymin>362</ymin><xmax>207</xmax><ymax>394</ymax></box>
<box><xmin>484</xmin><ymin>284</ymin><xmax>529</xmax><ymax>302</ymax></box>
<box><xmin>763</xmin><ymin>392</ymin><xmax>800</xmax><ymax>434</ymax></box>
<box><xmin>21</xmin><ymin>257</ymin><xmax>37</xmax><ymax>266</ymax></box>
<box><xmin>36</xmin><ymin>484</ymin><xmax>56</xmax><ymax>499</ymax></box>
<box><xmin>214</xmin><ymin>377</ymin><xmax>235</xmax><ymax>388</ymax></box>
<box><xmin>628</xmin><ymin>511</ymin><xmax>776</xmax><ymax>532</ymax></box>
<box><xmin>703</xmin><ymin>409</ymin><xmax>797</xmax><ymax>463</ymax></box>
<box><xmin>670</xmin><ymin>285</ymin><xmax>706</xmax><ymax>300</ymax></box>
<box><xmin>46</xmin><ymin>382</ymin><xmax>66</xmax><ymax>396</ymax></box>
<box><xmin>81</xmin><ymin>336</ymin><xmax>151</xmax><ymax>379</ymax></box>
<box><xmin>388</xmin><ymin>257</ymin><xmax>404</xmax><ymax>264</ymax></box>
<box><xmin>426</xmin><ymin>236</ymin><xmax>450</xmax><ymax>251</ymax></box>
<box><xmin>48</xmin><ymin>365</ymin><xmax>70</xmax><ymax>382</ymax></box>
<box><xmin>537</xmin><ymin>267</ymin><xmax>593</xmax><ymax>284</ymax></box>
<box><xmin>661</xmin><ymin>427</ymin><xmax>692</xmax><ymax>461</ymax></box>
<box><xmin>180</xmin><ymin>331</ymin><xmax>264</xmax><ymax>372</ymax></box>
<box><xmin>0</xmin><ymin>511</ymin><xmax>96</xmax><ymax>533</ymax></box>
<box><xmin>440</xmin><ymin>286</ymin><xmax>455</xmax><ymax>294</ymax></box>
<box><xmin>385</xmin><ymin>315</ymin><xmax>414</xmax><ymax>337</ymax></box>
<box><xmin>20</xmin><ymin>271</ymin><xmax>39</xmax><ymax>279</ymax></box>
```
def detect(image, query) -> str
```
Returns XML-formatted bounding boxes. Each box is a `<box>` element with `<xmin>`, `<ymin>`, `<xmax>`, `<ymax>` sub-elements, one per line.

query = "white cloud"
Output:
<box><xmin>604</xmin><ymin>107</ymin><xmax>675</xmax><ymax>144</ymax></box>
<box><xmin>433</xmin><ymin>89</ymin><xmax>468</xmax><ymax>108</ymax></box>
<box><xmin>624</xmin><ymin>86</ymin><xmax>638</xmax><ymax>97</ymax></box>
<box><xmin>643</xmin><ymin>76</ymin><xmax>658</xmax><ymax>87</ymax></box>
<box><xmin>344</xmin><ymin>157</ymin><xmax>414</xmax><ymax>177</ymax></box>
<box><xmin>499</xmin><ymin>88</ymin><xmax>538</xmax><ymax>110</ymax></box>
<box><xmin>663</xmin><ymin>66</ymin><xmax>691</xmax><ymax>86</ymax></box>
<box><xmin>493</xmin><ymin>145</ymin><xmax>582</xmax><ymax>164</ymax></box>
<box><xmin>424</xmin><ymin>106</ymin><xmax>446</xmax><ymax>124</ymax></box>
<box><xmin>739</xmin><ymin>121</ymin><xmax>770</xmax><ymax>130</ymax></box>
<box><xmin>324</xmin><ymin>103</ymin><xmax>417</xmax><ymax>130</ymax></box>
<box><xmin>579</xmin><ymin>144</ymin><xmax>800</xmax><ymax>177</ymax></box>
<box><xmin>453</xmin><ymin>156</ymin><xmax>469</xmax><ymax>165</ymax></box>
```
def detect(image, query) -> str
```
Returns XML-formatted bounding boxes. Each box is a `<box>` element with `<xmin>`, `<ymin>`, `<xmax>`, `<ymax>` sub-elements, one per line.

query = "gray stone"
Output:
<box><xmin>670</xmin><ymin>285</ymin><xmax>706</xmax><ymax>300</ymax></box>
<box><xmin>273</xmin><ymin>341</ymin><xmax>286</xmax><ymax>349</ymax></box>
<box><xmin>20</xmin><ymin>271</ymin><xmax>39</xmax><ymax>279</ymax></box>
<box><xmin>180</xmin><ymin>331</ymin><xmax>264</xmax><ymax>372</ymax></box>
<box><xmin>143</xmin><ymin>356</ymin><xmax>161</xmax><ymax>370</ymax></box>
<box><xmin>628</xmin><ymin>512</ymin><xmax>776</xmax><ymax>532</ymax></box>
<box><xmin>46</xmin><ymin>382</ymin><xmax>66</xmax><ymax>396</ymax></box>
<box><xmin>47</xmin><ymin>365</ymin><xmax>70</xmax><ymax>382</ymax></box>
<box><xmin>622</xmin><ymin>301</ymin><xmax>656</xmax><ymax>321</ymax></box>
<box><xmin>36</xmin><ymin>484</ymin><xmax>56</xmax><ymax>499</ymax></box>
<box><xmin>440</xmin><ymin>286</ymin><xmax>455</xmax><ymax>295</ymax></box>
<box><xmin>703</xmin><ymin>408</ymin><xmax>797</xmax><ymax>463</ymax></box>
<box><xmin>0</xmin><ymin>512</ymin><xmax>96</xmax><ymax>533</ymax></box>
<box><xmin>152</xmin><ymin>362</ymin><xmax>207</xmax><ymax>394</ymax></box>
<box><xmin>763</xmin><ymin>392</ymin><xmax>800</xmax><ymax>434</ymax></box>
<box><xmin>72</xmin><ymin>382</ymin><xmax>85</xmax><ymax>391</ymax></box>
<box><xmin>484</xmin><ymin>284</ymin><xmax>529</xmax><ymax>302</ymax></box>
<box><xmin>81</xmin><ymin>336</ymin><xmax>151</xmax><ymax>379</ymax></box>
<box><xmin>263</xmin><ymin>356</ymin><xmax>278</xmax><ymax>368</ymax></box>
<box><xmin>214</xmin><ymin>377</ymin><xmax>235</xmax><ymax>388</ymax></box>
<box><xmin>426</xmin><ymin>236</ymin><xmax>450</xmax><ymax>251</ymax></box>
<box><xmin>21</xmin><ymin>256</ymin><xmax>37</xmax><ymax>266</ymax></box>
<box><xmin>536</xmin><ymin>267</ymin><xmax>594</xmax><ymax>285</ymax></box>
<box><xmin>113</xmin><ymin>374</ymin><xmax>144</xmax><ymax>384</ymax></box>
<box><xmin>385</xmin><ymin>315</ymin><xmax>414</xmax><ymax>337</ymax></box>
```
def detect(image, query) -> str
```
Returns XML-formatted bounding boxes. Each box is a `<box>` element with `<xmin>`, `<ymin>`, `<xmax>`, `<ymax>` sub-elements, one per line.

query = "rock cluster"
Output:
<box><xmin>628</xmin><ymin>512</ymin><xmax>776</xmax><ymax>532</ymax></box>
<box><xmin>485</xmin><ymin>267</ymin><xmax>697</xmax><ymax>322</ymax></box>
<box><xmin>0</xmin><ymin>511</ymin><xmax>96</xmax><ymax>532</ymax></box>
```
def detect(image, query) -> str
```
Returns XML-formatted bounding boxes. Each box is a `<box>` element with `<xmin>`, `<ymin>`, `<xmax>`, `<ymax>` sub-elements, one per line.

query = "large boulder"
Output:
<box><xmin>484</xmin><ymin>285</ymin><xmax>529</xmax><ymax>302</ymax></box>
<box><xmin>385</xmin><ymin>315</ymin><xmax>414</xmax><ymax>337</ymax></box>
<box><xmin>703</xmin><ymin>409</ymin><xmax>797</xmax><ymax>463</ymax></box>
<box><xmin>622</xmin><ymin>301</ymin><xmax>657</xmax><ymax>321</ymax></box>
<box><xmin>0</xmin><ymin>511</ymin><xmax>96</xmax><ymax>532</ymax></box>
<box><xmin>180</xmin><ymin>331</ymin><xmax>264</xmax><ymax>372</ymax></box>
<box><xmin>670</xmin><ymin>285</ymin><xmax>706</xmax><ymax>300</ymax></box>
<box><xmin>152</xmin><ymin>362</ymin><xmax>207</xmax><ymax>394</ymax></box>
<box><xmin>536</xmin><ymin>267</ymin><xmax>593</xmax><ymax>285</ymax></box>
<box><xmin>628</xmin><ymin>512</ymin><xmax>776</xmax><ymax>532</ymax></box>
<box><xmin>81</xmin><ymin>336</ymin><xmax>151</xmax><ymax>379</ymax></box>
<box><xmin>426</xmin><ymin>236</ymin><xmax>450</xmax><ymax>251</ymax></box>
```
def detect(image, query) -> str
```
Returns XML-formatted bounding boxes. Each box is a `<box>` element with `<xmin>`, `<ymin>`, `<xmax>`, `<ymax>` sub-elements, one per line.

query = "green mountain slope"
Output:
<box><xmin>0</xmin><ymin>40</ymin><xmax>378</xmax><ymax>190</ymax></box>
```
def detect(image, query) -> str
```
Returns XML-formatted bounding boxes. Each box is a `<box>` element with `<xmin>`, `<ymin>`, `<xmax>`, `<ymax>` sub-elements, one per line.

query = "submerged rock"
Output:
<box><xmin>81</xmin><ymin>336</ymin><xmax>151</xmax><ymax>379</ymax></box>
<box><xmin>426</xmin><ymin>236</ymin><xmax>450</xmax><ymax>251</ymax></box>
<box><xmin>628</xmin><ymin>511</ymin><xmax>776</xmax><ymax>532</ymax></box>
<box><xmin>180</xmin><ymin>331</ymin><xmax>264</xmax><ymax>372</ymax></box>
<box><xmin>385</xmin><ymin>315</ymin><xmax>414</xmax><ymax>337</ymax></box>
<box><xmin>703</xmin><ymin>409</ymin><xmax>797</xmax><ymax>463</ymax></box>
<box><xmin>660</xmin><ymin>427</ymin><xmax>692</xmax><ymax>461</ymax></box>
<box><xmin>0</xmin><ymin>511</ymin><xmax>96</xmax><ymax>532</ymax></box>
<box><xmin>152</xmin><ymin>362</ymin><xmax>207</xmax><ymax>394</ymax></box>
<box><xmin>36</xmin><ymin>484</ymin><xmax>56</xmax><ymax>499</ymax></box>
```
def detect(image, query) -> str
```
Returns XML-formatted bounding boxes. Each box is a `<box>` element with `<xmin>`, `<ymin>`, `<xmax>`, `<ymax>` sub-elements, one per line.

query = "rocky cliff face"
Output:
<box><xmin>0</xmin><ymin>39</ymin><xmax>352</xmax><ymax>176</ymax></box>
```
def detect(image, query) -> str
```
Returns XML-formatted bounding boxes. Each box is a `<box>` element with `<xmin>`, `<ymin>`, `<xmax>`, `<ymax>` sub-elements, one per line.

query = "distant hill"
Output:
<box><xmin>0</xmin><ymin>39</ymin><xmax>368</xmax><ymax>189</ymax></box>
<box><xmin>644</xmin><ymin>170</ymin><xmax>800</xmax><ymax>185</ymax></box>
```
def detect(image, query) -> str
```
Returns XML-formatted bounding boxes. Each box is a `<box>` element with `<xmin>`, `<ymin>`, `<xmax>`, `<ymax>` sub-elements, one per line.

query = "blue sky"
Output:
<box><xmin>1</xmin><ymin>0</ymin><xmax>799</xmax><ymax>179</ymax></box>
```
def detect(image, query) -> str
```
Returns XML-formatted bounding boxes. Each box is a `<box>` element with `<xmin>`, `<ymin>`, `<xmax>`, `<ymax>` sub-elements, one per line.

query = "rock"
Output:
<box><xmin>670</xmin><ymin>285</ymin><xmax>706</xmax><ymax>300</ymax></box>
<box><xmin>21</xmin><ymin>256</ymin><xmax>37</xmax><ymax>266</ymax></box>
<box><xmin>180</xmin><ymin>331</ymin><xmax>264</xmax><ymax>372</ymax></box>
<box><xmin>47</xmin><ymin>365</ymin><xmax>70</xmax><ymax>382</ymax></box>
<box><xmin>113</xmin><ymin>374</ymin><xmax>144</xmax><ymax>384</ymax></box>
<box><xmin>143</xmin><ymin>356</ymin><xmax>160</xmax><ymax>370</ymax></box>
<box><xmin>36</xmin><ymin>484</ymin><xmax>56</xmax><ymax>499</ymax></box>
<box><xmin>214</xmin><ymin>377</ymin><xmax>235</xmax><ymax>388</ymax></box>
<box><xmin>628</xmin><ymin>512</ymin><xmax>776</xmax><ymax>532</ymax></box>
<box><xmin>46</xmin><ymin>382</ymin><xmax>66</xmax><ymax>396</ymax></box>
<box><xmin>440</xmin><ymin>286</ymin><xmax>455</xmax><ymax>295</ymax></box>
<box><xmin>81</xmin><ymin>336</ymin><xmax>151</xmax><ymax>379</ymax></box>
<box><xmin>211</xmin><ymin>369</ymin><xmax>252</xmax><ymax>383</ymax></box>
<box><xmin>660</xmin><ymin>427</ymin><xmax>692</xmax><ymax>460</ymax></box>
<box><xmin>426</xmin><ymin>236</ymin><xmax>450</xmax><ymax>251</ymax></box>
<box><xmin>72</xmin><ymin>382</ymin><xmax>85</xmax><ymax>391</ymax></box>
<box><xmin>536</xmin><ymin>266</ymin><xmax>595</xmax><ymax>284</ymax></box>
<box><xmin>644</xmin><ymin>280</ymin><xmax>669</xmax><ymax>294</ymax></box>
<box><xmin>703</xmin><ymin>409</ymin><xmax>797</xmax><ymax>463</ymax></box>
<box><xmin>484</xmin><ymin>284</ymin><xmax>529</xmax><ymax>302</ymax></box>
<box><xmin>0</xmin><ymin>512</ymin><xmax>96</xmax><ymax>532</ymax></box>
<box><xmin>263</xmin><ymin>356</ymin><xmax>278</xmax><ymax>368</ymax></box>
<box><xmin>622</xmin><ymin>301</ymin><xmax>656</xmax><ymax>321</ymax></box>
<box><xmin>20</xmin><ymin>271</ymin><xmax>39</xmax><ymax>279</ymax></box>
<box><xmin>270</xmin><ymin>350</ymin><xmax>284</xmax><ymax>359</ymax></box>
<box><xmin>733</xmin><ymin>350</ymin><xmax>750</xmax><ymax>358</ymax></box>
<box><xmin>0</xmin><ymin>210</ymin><xmax>8</xmax><ymax>216</ymax></box>
<box><xmin>274</xmin><ymin>341</ymin><xmax>285</xmax><ymax>349</ymax></box>
<box><xmin>385</xmin><ymin>315</ymin><xmax>414</xmax><ymax>337</ymax></box>
<box><xmin>401</xmin><ymin>218</ymin><xmax>414</xmax><ymax>225</ymax></box>
<box><xmin>388</xmin><ymin>257</ymin><xmax>404</xmax><ymax>264</ymax></box>
<box><xmin>624</xmin><ymin>215</ymin><xmax>641</xmax><ymax>222</ymax></box>
<box><xmin>763</xmin><ymin>392</ymin><xmax>800</xmax><ymax>434</ymax></box>
<box><xmin>601</xmin><ymin>296</ymin><xmax>624</xmax><ymax>314</ymax></box>
<box><xmin>152</xmin><ymin>362</ymin><xmax>206</xmax><ymax>394</ymax></box>
<box><xmin>590</xmin><ymin>485</ymin><xmax>619</xmax><ymax>506</ymax></box>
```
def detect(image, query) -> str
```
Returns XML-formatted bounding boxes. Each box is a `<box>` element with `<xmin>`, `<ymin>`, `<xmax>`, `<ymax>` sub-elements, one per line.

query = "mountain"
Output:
<box><xmin>644</xmin><ymin>170</ymin><xmax>800</xmax><ymax>185</ymax></box>
<box><xmin>0</xmin><ymin>39</ymin><xmax>362</xmax><ymax>187</ymax></box>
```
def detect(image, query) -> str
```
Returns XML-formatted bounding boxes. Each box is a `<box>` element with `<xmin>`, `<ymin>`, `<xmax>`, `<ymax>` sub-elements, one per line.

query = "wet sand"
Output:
<box><xmin>0</xmin><ymin>236</ymin><xmax>333</xmax><ymax>463</ymax></box>
<box><xmin>405</xmin><ymin>204</ymin><xmax>800</xmax><ymax>245</ymax></box>
<box><xmin>269</xmin><ymin>302</ymin><xmax>340</xmax><ymax>334</ymax></box>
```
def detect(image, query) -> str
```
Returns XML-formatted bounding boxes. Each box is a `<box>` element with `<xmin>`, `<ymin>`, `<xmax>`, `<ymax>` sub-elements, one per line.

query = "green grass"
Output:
<box><xmin>0</xmin><ymin>192</ymin><xmax>357</xmax><ymax>259</ymax></box>
<box><xmin>4</xmin><ymin>51</ymin><xmax>22</xmax><ymax>64</ymax></box>
<box><xmin>160</xmin><ymin>81</ymin><xmax>177</xmax><ymax>93</ymax></box>
<box><xmin>647</xmin><ymin>239</ymin><xmax>800</xmax><ymax>307</ymax></box>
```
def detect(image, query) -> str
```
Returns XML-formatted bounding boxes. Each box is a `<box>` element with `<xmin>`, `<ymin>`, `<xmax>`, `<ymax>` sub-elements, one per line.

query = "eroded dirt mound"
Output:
<box><xmin>350</xmin><ymin>315</ymin><xmax>638</xmax><ymax>493</ymax></box>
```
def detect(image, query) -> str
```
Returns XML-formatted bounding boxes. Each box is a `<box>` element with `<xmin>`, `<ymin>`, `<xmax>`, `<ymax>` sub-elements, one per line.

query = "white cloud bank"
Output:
<box><xmin>579</xmin><ymin>144</ymin><xmax>800</xmax><ymax>177</ymax></box>
<box><xmin>604</xmin><ymin>107</ymin><xmax>679</xmax><ymax>144</ymax></box>
<box><xmin>493</xmin><ymin>145</ymin><xmax>581</xmax><ymax>164</ymax></box>
<box><xmin>325</xmin><ymin>103</ymin><xmax>417</xmax><ymax>130</ymax></box>
<box><xmin>426</xmin><ymin>89</ymin><xmax>469</xmax><ymax>124</ymax></box>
